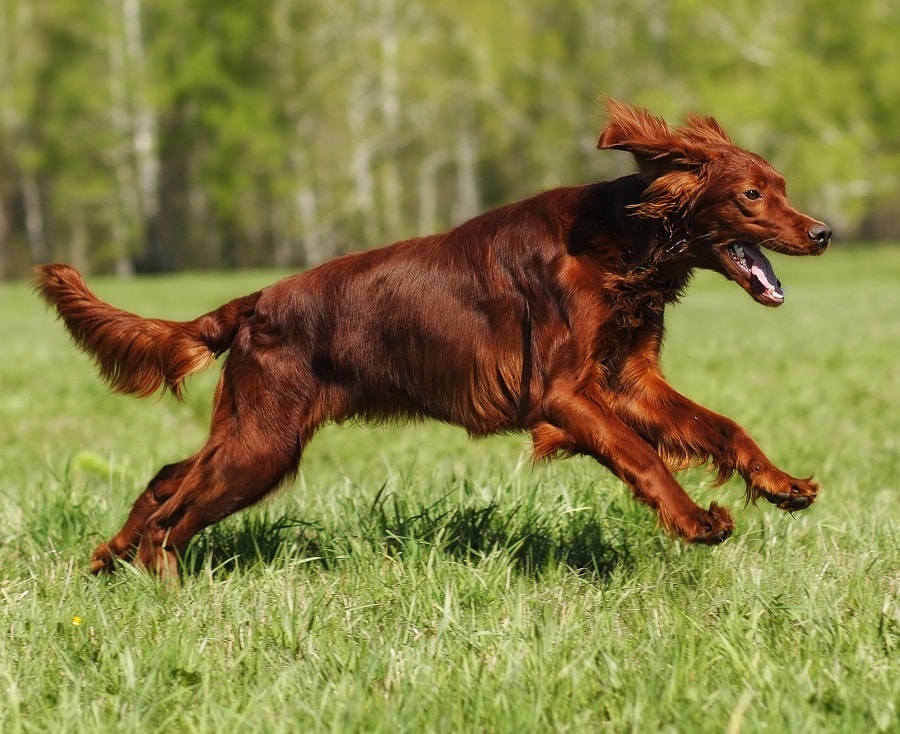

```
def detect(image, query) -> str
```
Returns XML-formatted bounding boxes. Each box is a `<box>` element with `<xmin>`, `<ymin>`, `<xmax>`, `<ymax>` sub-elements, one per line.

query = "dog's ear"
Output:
<box><xmin>681</xmin><ymin>113</ymin><xmax>732</xmax><ymax>146</ymax></box>
<box><xmin>597</xmin><ymin>99</ymin><xmax>720</xmax><ymax>180</ymax></box>
<box><xmin>630</xmin><ymin>170</ymin><xmax>706</xmax><ymax>221</ymax></box>
<box><xmin>598</xmin><ymin>99</ymin><xmax>730</xmax><ymax>220</ymax></box>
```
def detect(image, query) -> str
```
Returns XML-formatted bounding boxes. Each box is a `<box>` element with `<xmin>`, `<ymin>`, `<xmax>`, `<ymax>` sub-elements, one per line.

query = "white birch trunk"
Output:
<box><xmin>455</xmin><ymin>117</ymin><xmax>480</xmax><ymax>223</ymax></box>
<box><xmin>348</xmin><ymin>81</ymin><xmax>377</xmax><ymax>244</ymax></box>
<box><xmin>68</xmin><ymin>205</ymin><xmax>88</xmax><ymax>272</ymax></box>
<box><xmin>123</xmin><ymin>0</ymin><xmax>158</xmax><ymax>227</ymax></box>
<box><xmin>106</xmin><ymin>0</ymin><xmax>140</xmax><ymax>271</ymax></box>
<box><xmin>417</xmin><ymin>151</ymin><xmax>444</xmax><ymax>235</ymax></box>
<box><xmin>1</xmin><ymin>2</ymin><xmax>48</xmax><ymax>265</ymax></box>
<box><xmin>106</xmin><ymin>0</ymin><xmax>157</xmax><ymax>270</ymax></box>
<box><xmin>0</xmin><ymin>6</ymin><xmax>9</xmax><ymax>274</ymax></box>
<box><xmin>378</xmin><ymin>0</ymin><xmax>402</xmax><ymax>238</ymax></box>
<box><xmin>296</xmin><ymin>186</ymin><xmax>323</xmax><ymax>267</ymax></box>
<box><xmin>22</xmin><ymin>170</ymin><xmax>49</xmax><ymax>263</ymax></box>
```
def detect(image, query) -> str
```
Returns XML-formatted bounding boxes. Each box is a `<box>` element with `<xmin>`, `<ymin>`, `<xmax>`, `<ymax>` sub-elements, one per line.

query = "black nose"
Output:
<box><xmin>808</xmin><ymin>223</ymin><xmax>832</xmax><ymax>248</ymax></box>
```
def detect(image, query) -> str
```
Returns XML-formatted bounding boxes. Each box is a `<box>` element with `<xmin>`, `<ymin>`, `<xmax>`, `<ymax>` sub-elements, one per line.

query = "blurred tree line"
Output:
<box><xmin>0</xmin><ymin>0</ymin><xmax>898</xmax><ymax>277</ymax></box>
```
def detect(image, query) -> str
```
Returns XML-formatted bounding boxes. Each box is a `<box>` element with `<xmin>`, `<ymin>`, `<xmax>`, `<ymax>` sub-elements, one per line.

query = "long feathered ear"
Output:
<box><xmin>597</xmin><ymin>98</ymin><xmax>724</xmax><ymax>179</ymax></box>
<box><xmin>597</xmin><ymin>99</ymin><xmax>728</xmax><ymax>221</ymax></box>
<box><xmin>681</xmin><ymin>113</ymin><xmax>732</xmax><ymax>146</ymax></box>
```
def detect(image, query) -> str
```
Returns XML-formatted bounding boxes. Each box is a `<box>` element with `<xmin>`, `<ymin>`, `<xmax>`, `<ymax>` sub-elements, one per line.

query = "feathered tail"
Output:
<box><xmin>33</xmin><ymin>264</ymin><xmax>261</xmax><ymax>399</ymax></box>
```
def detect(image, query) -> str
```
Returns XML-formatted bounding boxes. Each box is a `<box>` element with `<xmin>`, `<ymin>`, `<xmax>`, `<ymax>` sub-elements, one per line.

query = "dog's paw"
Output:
<box><xmin>89</xmin><ymin>543</ymin><xmax>119</xmax><ymax>574</ymax></box>
<box><xmin>691</xmin><ymin>502</ymin><xmax>735</xmax><ymax>544</ymax></box>
<box><xmin>759</xmin><ymin>476</ymin><xmax>820</xmax><ymax>512</ymax></box>
<box><xmin>683</xmin><ymin>502</ymin><xmax>734</xmax><ymax>545</ymax></box>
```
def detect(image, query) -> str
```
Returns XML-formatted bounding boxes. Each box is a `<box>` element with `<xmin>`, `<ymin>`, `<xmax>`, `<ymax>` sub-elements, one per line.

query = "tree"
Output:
<box><xmin>0</xmin><ymin>0</ymin><xmax>896</xmax><ymax>277</ymax></box>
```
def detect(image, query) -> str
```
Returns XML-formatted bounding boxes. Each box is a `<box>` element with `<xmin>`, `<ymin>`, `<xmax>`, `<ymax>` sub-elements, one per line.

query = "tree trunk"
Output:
<box><xmin>123</xmin><ymin>0</ymin><xmax>159</xmax><ymax>270</ymax></box>
<box><xmin>417</xmin><ymin>151</ymin><xmax>444</xmax><ymax>235</ymax></box>
<box><xmin>22</xmin><ymin>171</ymin><xmax>49</xmax><ymax>264</ymax></box>
<box><xmin>296</xmin><ymin>185</ymin><xmax>323</xmax><ymax>267</ymax></box>
<box><xmin>347</xmin><ymin>81</ymin><xmax>377</xmax><ymax>246</ymax></box>
<box><xmin>107</xmin><ymin>0</ymin><xmax>159</xmax><ymax>271</ymax></box>
<box><xmin>68</xmin><ymin>205</ymin><xmax>88</xmax><ymax>272</ymax></box>
<box><xmin>106</xmin><ymin>0</ymin><xmax>140</xmax><ymax>271</ymax></box>
<box><xmin>378</xmin><ymin>0</ymin><xmax>402</xmax><ymax>239</ymax></box>
<box><xmin>0</xmin><ymin>181</ymin><xmax>9</xmax><ymax>277</ymax></box>
<box><xmin>454</xmin><ymin>113</ymin><xmax>480</xmax><ymax>224</ymax></box>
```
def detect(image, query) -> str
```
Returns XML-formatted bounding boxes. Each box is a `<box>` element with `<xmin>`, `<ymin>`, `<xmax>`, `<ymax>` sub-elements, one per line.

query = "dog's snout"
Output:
<box><xmin>808</xmin><ymin>223</ymin><xmax>832</xmax><ymax>249</ymax></box>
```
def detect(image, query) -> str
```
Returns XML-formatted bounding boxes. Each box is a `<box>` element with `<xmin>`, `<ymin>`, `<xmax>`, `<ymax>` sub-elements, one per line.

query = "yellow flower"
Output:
<box><xmin>72</xmin><ymin>616</ymin><xmax>82</xmax><ymax>626</ymax></box>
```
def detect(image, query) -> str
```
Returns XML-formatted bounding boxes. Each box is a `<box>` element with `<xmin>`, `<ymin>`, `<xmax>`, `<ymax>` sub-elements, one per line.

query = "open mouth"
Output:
<box><xmin>726</xmin><ymin>244</ymin><xmax>784</xmax><ymax>306</ymax></box>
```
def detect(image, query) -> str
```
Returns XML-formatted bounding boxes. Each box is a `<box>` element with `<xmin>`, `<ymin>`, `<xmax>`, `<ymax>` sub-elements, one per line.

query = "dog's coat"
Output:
<box><xmin>35</xmin><ymin>100</ymin><xmax>831</xmax><ymax>576</ymax></box>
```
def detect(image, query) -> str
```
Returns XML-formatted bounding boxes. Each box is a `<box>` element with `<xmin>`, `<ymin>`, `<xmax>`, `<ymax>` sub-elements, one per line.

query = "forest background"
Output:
<box><xmin>0</xmin><ymin>0</ymin><xmax>898</xmax><ymax>278</ymax></box>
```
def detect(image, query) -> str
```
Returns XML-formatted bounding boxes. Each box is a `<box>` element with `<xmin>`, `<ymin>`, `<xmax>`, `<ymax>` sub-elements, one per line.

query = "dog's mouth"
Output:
<box><xmin>723</xmin><ymin>243</ymin><xmax>784</xmax><ymax>306</ymax></box>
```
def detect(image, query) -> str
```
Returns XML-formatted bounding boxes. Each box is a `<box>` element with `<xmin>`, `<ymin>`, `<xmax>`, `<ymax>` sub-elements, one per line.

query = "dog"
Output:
<box><xmin>35</xmin><ymin>100</ymin><xmax>831</xmax><ymax>577</ymax></box>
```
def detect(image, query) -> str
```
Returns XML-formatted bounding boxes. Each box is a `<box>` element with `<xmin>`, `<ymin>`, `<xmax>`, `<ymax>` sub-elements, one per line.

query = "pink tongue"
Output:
<box><xmin>746</xmin><ymin>248</ymin><xmax>781</xmax><ymax>294</ymax></box>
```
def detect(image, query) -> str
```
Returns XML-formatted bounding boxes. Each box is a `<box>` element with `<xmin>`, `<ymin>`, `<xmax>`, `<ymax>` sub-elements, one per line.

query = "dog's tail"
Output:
<box><xmin>33</xmin><ymin>264</ymin><xmax>262</xmax><ymax>399</ymax></box>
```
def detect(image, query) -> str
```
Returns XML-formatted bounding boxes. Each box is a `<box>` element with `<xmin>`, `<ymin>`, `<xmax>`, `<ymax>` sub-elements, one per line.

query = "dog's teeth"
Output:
<box><xmin>733</xmin><ymin>245</ymin><xmax>744</xmax><ymax>258</ymax></box>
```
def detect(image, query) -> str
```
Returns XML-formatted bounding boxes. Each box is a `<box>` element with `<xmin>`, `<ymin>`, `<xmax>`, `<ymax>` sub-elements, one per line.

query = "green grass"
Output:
<box><xmin>1</xmin><ymin>246</ymin><xmax>899</xmax><ymax>733</ymax></box>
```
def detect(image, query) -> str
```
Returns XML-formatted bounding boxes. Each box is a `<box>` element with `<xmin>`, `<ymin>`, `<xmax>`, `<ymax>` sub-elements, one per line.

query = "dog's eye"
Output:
<box><xmin>744</xmin><ymin>189</ymin><xmax>762</xmax><ymax>200</ymax></box>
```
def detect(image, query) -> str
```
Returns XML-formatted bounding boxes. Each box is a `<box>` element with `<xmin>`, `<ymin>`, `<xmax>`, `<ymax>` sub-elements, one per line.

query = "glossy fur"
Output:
<box><xmin>35</xmin><ymin>100</ymin><xmax>830</xmax><ymax>578</ymax></box>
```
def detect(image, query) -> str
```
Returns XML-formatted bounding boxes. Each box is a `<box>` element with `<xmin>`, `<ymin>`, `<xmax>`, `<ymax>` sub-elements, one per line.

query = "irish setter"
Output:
<box><xmin>35</xmin><ymin>100</ymin><xmax>830</xmax><ymax>577</ymax></box>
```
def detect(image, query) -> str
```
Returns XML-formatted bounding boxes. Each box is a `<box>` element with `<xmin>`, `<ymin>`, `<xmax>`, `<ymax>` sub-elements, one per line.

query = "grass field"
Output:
<box><xmin>1</xmin><ymin>245</ymin><xmax>898</xmax><ymax>733</ymax></box>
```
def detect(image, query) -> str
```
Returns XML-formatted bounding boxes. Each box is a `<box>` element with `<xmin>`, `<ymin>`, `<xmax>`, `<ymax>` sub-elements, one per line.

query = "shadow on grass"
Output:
<box><xmin>182</xmin><ymin>486</ymin><xmax>638</xmax><ymax>580</ymax></box>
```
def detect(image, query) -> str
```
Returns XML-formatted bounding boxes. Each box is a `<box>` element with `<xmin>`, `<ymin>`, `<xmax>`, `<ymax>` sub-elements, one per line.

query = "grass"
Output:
<box><xmin>1</xmin><ymin>245</ymin><xmax>899</xmax><ymax>733</ymax></box>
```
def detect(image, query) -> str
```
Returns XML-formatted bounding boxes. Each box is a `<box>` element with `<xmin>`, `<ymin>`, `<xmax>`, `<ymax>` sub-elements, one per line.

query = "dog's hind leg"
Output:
<box><xmin>97</xmin><ymin>347</ymin><xmax>327</xmax><ymax>579</ymax></box>
<box><xmin>90</xmin><ymin>457</ymin><xmax>198</xmax><ymax>573</ymax></box>
<box><xmin>133</xmin><ymin>443</ymin><xmax>301</xmax><ymax>578</ymax></box>
<box><xmin>136</xmin><ymin>366</ymin><xmax>324</xmax><ymax>579</ymax></box>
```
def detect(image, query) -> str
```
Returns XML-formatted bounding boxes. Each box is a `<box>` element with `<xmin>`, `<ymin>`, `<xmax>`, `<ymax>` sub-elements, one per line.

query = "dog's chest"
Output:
<box><xmin>603</xmin><ymin>267</ymin><xmax>692</xmax><ymax>326</ymax></box>
<box><xmin>588</xmin><ymin>299</ymin><xmax>667</xmax><ymax>391</ymax></box>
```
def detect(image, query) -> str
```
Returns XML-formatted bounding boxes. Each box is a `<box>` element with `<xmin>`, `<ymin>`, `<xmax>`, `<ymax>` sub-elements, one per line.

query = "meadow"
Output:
<box><xmin>1</xmin><ymin>245</ymin><xmax>898</xmax><ymax>733</ymax></box>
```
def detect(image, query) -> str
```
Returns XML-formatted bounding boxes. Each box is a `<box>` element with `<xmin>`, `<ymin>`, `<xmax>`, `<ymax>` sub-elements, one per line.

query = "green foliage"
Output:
<box><xmin>1</xmin><ymin>1</ymin><xmax>899</xmax><ymax>276</ymax></box>
<box><xmin>1</xmin><ymin>246</ymin><xmax>899</xmax><ymax>731</ymax></box>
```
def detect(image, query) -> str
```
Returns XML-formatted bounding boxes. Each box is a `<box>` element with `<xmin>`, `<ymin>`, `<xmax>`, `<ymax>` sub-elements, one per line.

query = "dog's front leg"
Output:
<box><xmin>533</xmin><ymin>388</ymin><xmax>734</xmax><ymax>543</ymax></box>
<box><xmin>618</xmin><ymin>378</ymin><xmax>820</xmax><ymax>511</ymax></box>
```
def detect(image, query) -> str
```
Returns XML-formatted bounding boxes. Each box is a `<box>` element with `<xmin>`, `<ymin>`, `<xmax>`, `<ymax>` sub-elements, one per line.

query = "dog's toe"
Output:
<box><xmin>764</xmin><ymin>486</ymin><xmax>818</xmax><ymax>512</ymax></box>
<box><xmin>688</xmin><ymin>502</ymin><xmax>734</xmax><ymax>545</ymax></box>
<box><xmin>694</xmin><ymin>528</ymin><xmax>730</xmax><ymax>544</ymax></box>
<box><xmin>89</xmin><ymin>543</ymin><xmax>119</xmax><ymax>574</ymax></box>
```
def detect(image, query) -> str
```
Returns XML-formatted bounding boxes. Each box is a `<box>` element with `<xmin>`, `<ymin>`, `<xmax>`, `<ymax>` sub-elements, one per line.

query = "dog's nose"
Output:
<box><xmin>808</xmin><ymin>223</ymin><xmax>832</xmax><ymax>249</ymax></box>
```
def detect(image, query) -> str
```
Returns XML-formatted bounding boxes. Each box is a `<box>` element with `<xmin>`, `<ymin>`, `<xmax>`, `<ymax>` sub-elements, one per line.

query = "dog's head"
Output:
<box><xmin>598</xmin><ymin>99</ymin><xmax>830</xmax><ymax>307</ymax></box>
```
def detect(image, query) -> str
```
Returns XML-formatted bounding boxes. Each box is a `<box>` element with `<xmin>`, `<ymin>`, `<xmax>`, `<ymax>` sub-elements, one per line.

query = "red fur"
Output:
<box><xmin>35</xmin><ymin>100</ymin><xmax>830</xmax><ymax>578</ymax></box>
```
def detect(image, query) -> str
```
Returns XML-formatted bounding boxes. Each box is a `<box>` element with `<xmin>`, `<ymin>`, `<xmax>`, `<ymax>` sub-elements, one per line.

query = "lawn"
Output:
<box><xmin>1</xmin><ymin>245</ymin><xmax>898</xmax><ymax>733</ymax></box>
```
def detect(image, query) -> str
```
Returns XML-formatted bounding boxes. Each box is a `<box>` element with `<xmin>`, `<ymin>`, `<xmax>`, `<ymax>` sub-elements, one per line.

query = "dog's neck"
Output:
<box><xmin>566</xmin><ymin>177</ymin><xmax>698</xmax><ymax>319</ymax></box>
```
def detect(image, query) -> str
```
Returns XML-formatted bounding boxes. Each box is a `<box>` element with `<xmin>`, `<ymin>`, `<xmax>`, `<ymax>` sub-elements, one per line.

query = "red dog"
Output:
<box><xmin>35</xmin><ymin>100</ymin><xmax>830</xmax><ymax>577</ymax></box>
